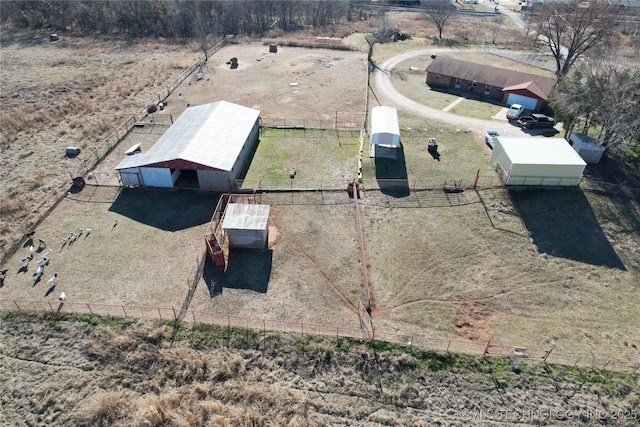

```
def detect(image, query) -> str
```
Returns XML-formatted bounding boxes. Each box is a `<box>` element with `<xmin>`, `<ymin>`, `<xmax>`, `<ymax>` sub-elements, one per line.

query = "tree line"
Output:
<box><xmin>0</xmin><ymin>0</ymin><xmax>368</xmax><ymax>37</ymax></box>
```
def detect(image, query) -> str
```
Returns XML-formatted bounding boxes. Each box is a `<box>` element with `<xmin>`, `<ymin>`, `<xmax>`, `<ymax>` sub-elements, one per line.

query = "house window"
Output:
<box><xmin>455</xmin><ymin>78</ymin><xmax>461</xmax><ymax>89</ymax></box>
<box><xmin>484</xmin><ymin>85</ymin><xmax>491</xmax><ymax>95</ymax></box>
<box><xmin>435</xmin><ymin>74</ymin><xmax>440</xmax><ymax>79</ymax></box>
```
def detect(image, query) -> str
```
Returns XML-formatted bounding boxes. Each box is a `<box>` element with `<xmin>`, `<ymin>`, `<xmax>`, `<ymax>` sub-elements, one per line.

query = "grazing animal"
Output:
<box><xmin>0</xmin><ymin>269</ymin><xmax>7</xmax><ymax>279</ymax></box>
<box><xmin>85</xmin><ymin>228</ymin><xmax>91</xmax><ymax>237</ymax></box>
<box><xmin>35</xmin><ymin>265</ymin><xmax>43</xmax><ymax>277</ymax></box>
<box><xmin>25</xmin><ymin>231</ymin><xmax>36</xmax><ymax>239</ymax></box>
<box><xmin>58</xmin><ymin>292</ymin><xmax>66</xmax><ymax>302</ymax></box>
<box><xmin>19</xmin><ymin>255</ymin><xmax>32</xmax><ymax>267</ymax></box>
<box><xmin>47</xmin><ymin>273</ymin><xmax>58</xmax><ymax>288</ymax></box>
<box><xmin>35</xmin><ymin>258</ymin><xmax>47</xmax><ymax>268</ymax></box>
<box><xmin>112</xmin><ymin>219</ymin><xmax>118</xmax><ymax>229</ymax></box>
<box><xmin>77</xmin><ymin>229</ymin><xmax>83</xmax><ymax>238</ymax></box>
<box><xmin>43</xmin><ymin>250</ymin><xmax>52</xmax><ymax>260</ymax></box>
<box><xmin>29</xmin><ymin>244</ymin><xmax>36</xmax><ymax>255</ymax></box>
<box><xmin>69</xmin><ymin>233</ymin><xmax>77</xmax><ymax>244</ymax></box>
<box><xmin>37</xmin><ymin>239</ymin><xmax>47</xmax><ymax>249</ymax></box>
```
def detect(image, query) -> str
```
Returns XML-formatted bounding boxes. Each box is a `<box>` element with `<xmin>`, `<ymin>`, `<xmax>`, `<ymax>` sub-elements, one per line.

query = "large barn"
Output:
<box><xmin>491</xmin><ymin>138</ymin><xmax>587</xmax><ymax>186</ymax></box>
<box><xmin>116</xmin><ymin>101</ymin><xmax>260</xmax><ymax>191</ymax></box>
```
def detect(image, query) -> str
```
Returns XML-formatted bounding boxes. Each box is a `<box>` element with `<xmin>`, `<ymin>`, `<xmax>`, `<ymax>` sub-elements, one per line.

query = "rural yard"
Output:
<box><xmin>1</xmin><ymin>8</ymin><xmax>640</xmax><ymax>425</ymax></box>
<box><xmin>1</xmin><ymin>26</ymin><xmax>639</xmax><ymax>364</ymax></box>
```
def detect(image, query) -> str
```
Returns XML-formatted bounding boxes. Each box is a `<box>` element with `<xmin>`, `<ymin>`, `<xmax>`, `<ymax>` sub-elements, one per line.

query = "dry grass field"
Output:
<box><xmin>2</xmin><ymin>313</ymin><xmax>638</xmax><ymax>426</ymax></box>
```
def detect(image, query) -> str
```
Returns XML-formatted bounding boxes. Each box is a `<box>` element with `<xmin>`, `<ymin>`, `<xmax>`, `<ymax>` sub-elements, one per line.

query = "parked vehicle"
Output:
<box><xmin>518</xmin><ymin>114</ymin><xmax>555</xmax><ymax>129</ymax></box>
<box><xmin>506</xmin><ymin>104</ymin><xmax>525</xmax><ymax>120</ymax></box>
<box><xmin>484</xmin><ymin>130</ymin><xmax>500</xmax><ymax>149</ymax></box>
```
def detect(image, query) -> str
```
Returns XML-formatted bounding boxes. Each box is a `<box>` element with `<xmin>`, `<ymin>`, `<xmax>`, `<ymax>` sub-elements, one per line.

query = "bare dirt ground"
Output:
<box><xmin>1</xmin><ymin>314</ymin><xmax>638</xmax><ymax>426</ymax></box>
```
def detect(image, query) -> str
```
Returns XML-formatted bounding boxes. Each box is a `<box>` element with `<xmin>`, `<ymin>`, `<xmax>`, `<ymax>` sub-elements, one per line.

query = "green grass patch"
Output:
<box><xmin>244</xmin><ymin>127</ymin><xmax>359</xmax><ymax>187</ymax></box>
<box><xmin>449</xmin><ymin>98</ymin><xmax>503</xmax><ymax>120</ymax></box>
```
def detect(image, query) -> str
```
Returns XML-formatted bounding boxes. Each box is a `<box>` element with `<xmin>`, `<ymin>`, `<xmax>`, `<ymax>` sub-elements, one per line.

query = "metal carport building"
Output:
<box><xmin>116</xmin><ymin>101</ymin><xmax>260</xmax><ymax>191</ymax></box>
<box><xmin>490</xmin><ymin>138</ymin><xmax>587</xmax><ymax>186</ymax></box>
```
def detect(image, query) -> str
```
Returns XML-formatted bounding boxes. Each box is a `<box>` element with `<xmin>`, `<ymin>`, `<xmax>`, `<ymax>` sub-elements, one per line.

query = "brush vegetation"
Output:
<box><xmin>1</xmin><ymin>312</ymin><xmax>638</xmax><ymax>426</ymax></box>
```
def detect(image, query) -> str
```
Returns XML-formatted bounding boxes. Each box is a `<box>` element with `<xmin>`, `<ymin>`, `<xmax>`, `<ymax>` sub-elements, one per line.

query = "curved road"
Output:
<box><xmin>373</xmin><ymin>48</ymin><xmax>534</xmax><ymax>139</ymax></box>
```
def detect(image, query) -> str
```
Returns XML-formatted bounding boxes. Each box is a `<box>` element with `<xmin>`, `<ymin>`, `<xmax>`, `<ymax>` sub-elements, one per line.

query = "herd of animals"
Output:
<box><xmin>0</xmin><ymin>229</ymin><xmax>92</xmax><ymax>301</ymax></box>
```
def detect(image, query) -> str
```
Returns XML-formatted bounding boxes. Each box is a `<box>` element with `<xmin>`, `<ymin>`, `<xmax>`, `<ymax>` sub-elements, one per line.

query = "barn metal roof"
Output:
<box><xmin>370</xmin><ymin>106</ymin><xmax>400</xmax><ymax>140</ymax></box>
<box><xmin>496</xmin><ymin>138</ymin><xmax>587</xmax><ymax>166</ymax></box>
<box><xmin>116</xmin><ymin>101</ymin><xmax>260</xmax><ymax>171</ymax></box>
<box><xmin>222</xmin><ymin>203</ymin><xmax>270</xmax><ymax>230</ymax></box>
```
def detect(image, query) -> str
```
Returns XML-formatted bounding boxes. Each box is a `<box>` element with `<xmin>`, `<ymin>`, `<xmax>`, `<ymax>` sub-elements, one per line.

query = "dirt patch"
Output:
<box><xmin>159</xmin><ymin>42</ymin><xmax>368</xmax><ymax>123</ymax></box>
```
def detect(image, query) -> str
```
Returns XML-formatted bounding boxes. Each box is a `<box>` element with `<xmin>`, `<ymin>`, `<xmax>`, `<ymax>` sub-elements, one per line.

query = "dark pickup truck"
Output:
<box><xmin>518</xmin><ymin>114</ymin><xmax>555</xmax><ymax>129</ymax></box>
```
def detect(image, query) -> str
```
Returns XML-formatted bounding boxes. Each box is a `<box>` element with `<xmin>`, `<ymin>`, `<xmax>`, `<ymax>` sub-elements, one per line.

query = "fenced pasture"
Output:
<box><xmin>0</xmin><ymin>188</ymin><xmax>218</xmax><ymax>309</ymax></box>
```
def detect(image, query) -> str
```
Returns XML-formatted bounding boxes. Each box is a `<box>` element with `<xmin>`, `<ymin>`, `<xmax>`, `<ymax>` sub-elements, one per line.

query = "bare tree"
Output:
<box><xmin>532</xmin><ymin>0</ymin><xmax>619</xmax><ymax>79</ymax></box>
<box><xmin>423</xmin><ymin>1</ymin><xmax>456</xmax><ymax>41</ymax></box>
<box><xmin>491</xmin><ymin>16</ymin><xmax>504</xmax><ymax>44</ymax></box>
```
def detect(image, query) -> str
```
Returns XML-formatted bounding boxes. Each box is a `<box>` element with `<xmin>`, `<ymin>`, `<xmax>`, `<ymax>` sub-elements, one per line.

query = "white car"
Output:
<box><xmin>506</xmin><ymin>104</ymin><xmax>525</xmax><ymax>120</ymax></box>
<box><xmin>485</xmin><ymin>130</ymin><xmax>500</xmax><ymax>149</ymax></box>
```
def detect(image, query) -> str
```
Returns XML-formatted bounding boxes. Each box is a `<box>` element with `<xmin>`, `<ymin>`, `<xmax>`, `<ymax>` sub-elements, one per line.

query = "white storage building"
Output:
<box><xmin>115</xmin><ymin>101</ymin><xmax>260</xmax><ymax>191</ymax></box>
<box><xmin>569</xmin><ymin>132</ymin><xmax>605</xmax><ymax>164</ymax></box>
<box><xmin>490</xmin><ymin>137</ymin><xmax>587</xmax><ymax>186</ymax></box>
<box><xmin>222</xmin><ymin>203</ymin><xmax>270</xmax><ymax>249</ymax></box>
<box><xmin>370</xmin><ymin>106</ymin><xmax>400</xmax><ymax>158</ymax></box>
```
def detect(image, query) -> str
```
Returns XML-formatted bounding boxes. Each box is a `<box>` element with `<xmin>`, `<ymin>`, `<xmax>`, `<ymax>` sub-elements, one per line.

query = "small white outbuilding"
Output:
<box><xmin>490</xmin><ymin>137</ymin><xmax>587</xmax><ymax>186</ymax></box>
<box><xmin>222</xmin><ymin>203</ymin><xmax>270</xmax><ymax>249</ymax></box>
<box><xmin>370</xmin><ymin>106</ymin><xmax>400</xmax><ymax>158</ymax></box>
<box><xmin>569</xmin><ymin>132</ymin><xmax>605</xmax><ymax>164</ymax></box>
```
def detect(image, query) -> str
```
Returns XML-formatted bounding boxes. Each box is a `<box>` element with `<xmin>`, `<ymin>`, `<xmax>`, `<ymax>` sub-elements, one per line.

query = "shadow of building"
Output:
<box><xmin>509</xmin><ymin>187</ymin><xmax>625</xmax><ymax>270</ymax></box>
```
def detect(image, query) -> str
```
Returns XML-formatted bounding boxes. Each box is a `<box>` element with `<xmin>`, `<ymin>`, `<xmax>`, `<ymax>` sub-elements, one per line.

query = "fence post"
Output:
<box><xmin>158</xmin><ymin>307</ymin><xmax>162</xmax><ymax>319</ymax></box>
<box><xmin>48</xmin><ymin>301</ymin><xmax>54</xmax><ymax>312</ymax></box>
<box><xmin>87</xmin><ymin>304</ymin><xmax>93</xmax><ymax>314</ymax></box>
<box><xmin>172</xmin><ymin>306</ymin><xmax>177</xmax><ymax>320</ymax></box>
<box><xmin>122</xmin><ymin>306</ymin><xmax>127</xmax><ymax>317</ymax></box>
<box><xmin>14</xmin><ymin>300</ymin><xmax>20</xmax><ymax>310</ymax></box>
<box><xmin>542</xmin><ymin>348</ymin><xmax>553</xmax><ymax>362</ymax></box>
<box><xmin>447</xmin><ymin>340</ymin><xmax>451</xmax><ymax>352</ymax></box>
<box><xmin>483</xmin><ymin>338</ymin><xmax>492</xmax><ymax>355</ymax></box>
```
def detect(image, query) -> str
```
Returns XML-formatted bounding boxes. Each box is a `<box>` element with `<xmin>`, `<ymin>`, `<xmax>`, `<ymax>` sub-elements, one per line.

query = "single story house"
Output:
<box><xmin>490</xmin><ymin>137</ymin><xmax>587</xmax><ymax>186</ymax></box>
<box><xmin>116</xmin><ymin>101</ymin><xmax>260</xmax><ymax>191</ymax></box>
<box><xmin>370</xmin><ymin>106</ymin><xmax>401</xmax><ymax>159</ymax></box>
<box><xmin>425</xmin><ymin>56</ymin><xmax>557</xmax><ymax>111</ymax></box>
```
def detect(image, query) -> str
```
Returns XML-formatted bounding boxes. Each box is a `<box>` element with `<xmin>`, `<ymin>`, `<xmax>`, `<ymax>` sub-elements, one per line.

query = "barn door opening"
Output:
<box><xmin>175</xmin><ymin>169</ymin><xmax>200</xmax><ymax>188</ymax></box>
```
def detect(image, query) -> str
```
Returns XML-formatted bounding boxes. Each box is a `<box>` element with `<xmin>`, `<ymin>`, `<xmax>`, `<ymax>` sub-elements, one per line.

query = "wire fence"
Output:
<box><xmin>1</xmin><ymin>298</ymin><xmax>638</xmax><ymax>373</ymax></box>
<box><xmin>260</xmin><ymin>113</ymin><xmax>365</xmax><ymax>130</ymax></box>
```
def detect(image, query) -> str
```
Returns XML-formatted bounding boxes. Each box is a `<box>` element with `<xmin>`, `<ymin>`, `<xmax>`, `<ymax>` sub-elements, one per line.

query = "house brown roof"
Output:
<box><xmin>426</xmin><ymin>56</ymin><xmax>557</xmax><ymax>100</ymax></box>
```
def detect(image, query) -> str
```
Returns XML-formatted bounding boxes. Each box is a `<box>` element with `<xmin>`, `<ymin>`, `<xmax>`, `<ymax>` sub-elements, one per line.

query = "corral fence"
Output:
<box><xmin>231</xmin><ymin>176</ymin><xmax>502</xmax><ymax>194</ymax></box>
<box><xmin>261</xmin><ymin>113</ymin><xmax>366</xmax><ymax>131</ymax></box>
<box><xmin>1</xmin><ymin>299</ymin><xmax>638</xmax><ymax>373</ymax></box>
